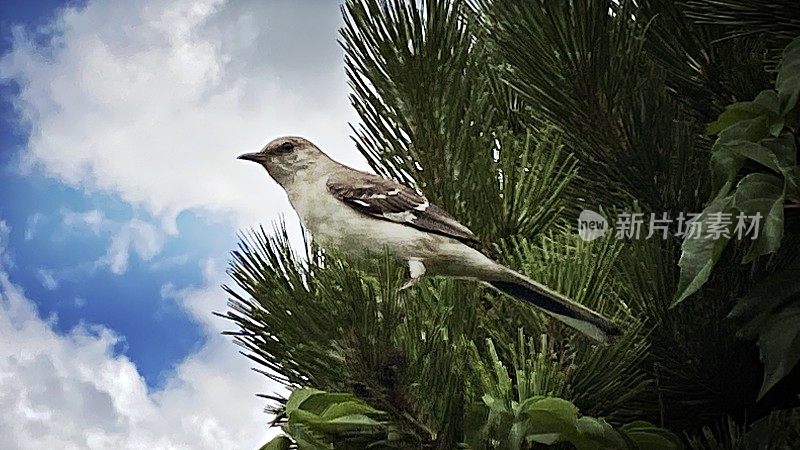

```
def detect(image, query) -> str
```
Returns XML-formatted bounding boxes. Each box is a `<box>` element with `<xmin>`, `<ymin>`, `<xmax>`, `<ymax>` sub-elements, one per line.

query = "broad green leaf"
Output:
<box><xmin>715</xmin><ymin>115</ymin><xmax>770</xmax><ymax>145</ymax></box>
<box><xmin>732</xmin><ymin>173</ymin><xmax>785</xmax><ymax>263</ymax></box>
<box><xmin>313</xmin><ymin>414</ymin><xmax>383</xmax><ymax>433</ymax></box>
<box><xmin>576</xmin><ymin>416</ymin><xmax>625</xmax><ymax>448</ymax></box>
<box><xmin>297</xmin><ymin>392</ymin><xmax>360</xmax><ymax>416</ymax></box>
<box><xmin>755</xmin><ymin>91</ymin><xmax>785</xmax><ymax>137</ymax></box>
<box><xmin>672</xmin><ymin>195</ymin><xmax>735</xmax><ymax>306</ymax></box>
<box><xmin>729</xmin><ymin>141</ymin><xmax>782</xmax><ymax>173</ymax></box>
<box><xmin>761</xmin><ymin>134</ymin><xmax>799</xmax><ymax>201</ymax></box>
<box><xmin>755</xmin><ymin>303</ymin><xmax>800</xmax><ymax>399</ymax></box>
<box><xmin>321</xmin><ymin>400</ymin><xmax>381</xmax><ymax>420</ymax></box>
<box><xmin>285</xmin><ymin>423</ymin><xmax>333</xmax><ymax>450</ymax></box>
<box><xmin>706</xmin><ymin>102</ymin><xmax>773</xmax><ymax>135</ymax></box>
<box><xmin>708</xmin><ymin>118</ymin><xmax>774</xmax><ymax>197</ymax></box>
<box><xmin>777</xmin><ymin>36</ymin><xmax>800</xmax><ymax>115</ymax></box>
<box><xmin>753</xmin><ymin>90</ymin><xmax>781</xmax><ymax>115</ymax></box>
<box><xmin>761</xmin><ymin>133</ymin><xmax>797</xmax><ymax>167</ymax></box>
<box><xmin>289</xmin><ymin>408</ymin><xmax>383</xmax><ymax>433</ymax></box>
<box><xmin>519</xmin><ymin>397</ymin><xmax>580</xmax><ymax>446</ymax></box>
<box><xmin>620</xmin><ymin>421</ymin><xmax>682</xmax><ymax>450</ymax></box>
<box><xmin>769</xmin><ymin>121</ymin><xmax>786</xmax><ymax>137</ymax></box>
<box><xmin>519</xmin><ymin>396</ymin><xmax>579</xmax><ymax>429</ymax></box>
<box><xmin>288</xmin><ymin>408</ymin><xmax>324</xmax><ymax>425</ymax></box>
<box><xmin>709</xmin><ymin>144</ymin><xmax>743</xmax><ymax>198</ymax></box>
<box><xmin>286</xmin><ymin>388</ymin><xmax>325</xmax><ymax>416</ymax></box>
<box><xmin>259</xmin><ymin>435</ymin><xmax>292</xmax><ymax>450</ymax></box>
<box><xmin>525</xmin><ymin>432</ymin><xmax>562</xmax><ymax>446</ymax></box>
<box><xmin>710</xmin><ymin>137</ymin><xmax>787</xmax><ymax>201</ymax></box>
<box><xmin>706</xmin><ymin>90</ymin><xmax>784</xmax><ymax>137</ymax></box>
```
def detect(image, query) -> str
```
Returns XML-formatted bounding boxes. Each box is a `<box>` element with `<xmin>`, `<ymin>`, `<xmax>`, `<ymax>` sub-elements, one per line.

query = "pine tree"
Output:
<box><xmin>221</xmin><ymin>1</ymin><xmax>800</xmax><ymax>448</ymax></box>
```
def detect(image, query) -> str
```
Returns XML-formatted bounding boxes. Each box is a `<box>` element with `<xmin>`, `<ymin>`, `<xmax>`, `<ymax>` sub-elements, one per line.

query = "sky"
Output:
<box><xmin>0</xmin><ymin>0</ymin><xmax>364</xmax><ymax>448</ymax></box>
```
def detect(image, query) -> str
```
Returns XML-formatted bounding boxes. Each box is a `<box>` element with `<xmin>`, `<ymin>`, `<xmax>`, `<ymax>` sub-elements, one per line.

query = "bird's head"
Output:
<box><xmin>238</xmin><ymin>136</ymin><xmax>324</xmax><ymax>185</ymax></box>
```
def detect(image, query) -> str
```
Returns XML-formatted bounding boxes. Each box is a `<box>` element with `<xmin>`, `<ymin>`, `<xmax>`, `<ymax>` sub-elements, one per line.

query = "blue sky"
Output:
<box><xmin>0</xmin><ymin>1</ymin><xmax>363</xmax><ymax>448</ymax></box>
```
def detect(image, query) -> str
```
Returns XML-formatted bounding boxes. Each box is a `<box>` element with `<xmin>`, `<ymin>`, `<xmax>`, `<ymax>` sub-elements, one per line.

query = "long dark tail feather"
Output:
<box><xmin>487</xmin><ymin>276</ymin><xmax>622</xmax><ymax>342</ymax></box>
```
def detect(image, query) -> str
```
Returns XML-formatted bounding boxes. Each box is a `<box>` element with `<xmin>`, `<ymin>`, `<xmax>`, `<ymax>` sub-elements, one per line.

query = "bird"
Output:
<box><xmin>239</xmin><ymin>136</ymin><xmax>622</xmax><ymax>342</ymax></box>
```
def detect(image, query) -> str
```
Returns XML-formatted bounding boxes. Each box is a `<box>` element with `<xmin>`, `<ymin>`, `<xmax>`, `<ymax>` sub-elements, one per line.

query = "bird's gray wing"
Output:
<box><xmin>326</xmin><ymin>171</ymin><xmax>479</xmax><ymax>244</ymax></box>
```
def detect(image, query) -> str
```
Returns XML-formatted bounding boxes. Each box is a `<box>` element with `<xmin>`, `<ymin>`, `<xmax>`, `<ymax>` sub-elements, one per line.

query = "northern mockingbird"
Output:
<box><xmin>239</xmin><ymin>136</ymin><xmax>621</xmax><ymax>342</ymax></box>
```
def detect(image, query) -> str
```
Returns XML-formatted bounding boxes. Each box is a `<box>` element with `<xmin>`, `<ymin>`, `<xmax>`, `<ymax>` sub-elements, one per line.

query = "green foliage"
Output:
<box><xmin>226</xmin><ymin>0</ymin><xmax>800</xmax><ymax>448</ymax></box>
<box><xmin>261</xmin><ymin>388</ymin><xmax>417</xmax><ymax>449</ymax></box>
<box><xmin>671</xmin><ymin>36</ymin><xmax>800</xmax><ymax>398</ymax></box>
<box><xmin>687</xmin><ymin>409</ymin><xmax>800</xmax><ymax>449</ymax></box>
<box><xmin>673</xmin><ymin>36</ymin><xmax>800</xmax><ymax>305</ymax></box>
<box><xmin>259</xmin><ymin>436</ymin><xmax>292</xmax><ymax>450</ymax></box>
<box><xmin>464</xmin><ymin>337</ymin><xmax>679</xmax><ymax>449</ymax></box>
<box><xmin>261</xmin><ymin>340</ymin><xmax>679</xmax><ymax>450</ymax></box>
<box><xmin>729</xmin><ymin>260</ymin><xmax>800</xmax><ymax>399</ymax></box>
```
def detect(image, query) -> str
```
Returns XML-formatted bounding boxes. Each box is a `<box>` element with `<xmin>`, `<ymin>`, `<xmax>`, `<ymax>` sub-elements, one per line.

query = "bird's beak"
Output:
<box><xmin>237</xmin><ymin>152</ymin><xmax>265</xmax><ymax>163</ymax></box>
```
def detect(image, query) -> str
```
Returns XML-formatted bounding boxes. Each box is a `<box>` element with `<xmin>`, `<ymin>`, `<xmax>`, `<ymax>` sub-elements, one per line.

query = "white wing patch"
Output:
<box><xmin>383</xmin><ymin>211</ymin><xmax>417</xmax><ymax>222</ymax></box>
<box><xmin>413</xmin><ymin>200</ymin><xmax>429</xmax><ymax>212</ymax></box>
<box><xmin>353</xmin><ymin>199</ymin><xmax>370</xmax><ymax>207</ymax></box>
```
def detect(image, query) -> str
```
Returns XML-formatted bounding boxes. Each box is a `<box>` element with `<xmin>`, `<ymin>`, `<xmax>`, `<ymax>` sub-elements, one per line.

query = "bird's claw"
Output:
<box><xmin>399</xmin><ymin>259</ymin><xmax>426</xmax><ymax>291</ymax></box>
<box><xmin>399</xmin><ymin>277</ymin><xmax>420</xmax><ymax>291</ymax></box>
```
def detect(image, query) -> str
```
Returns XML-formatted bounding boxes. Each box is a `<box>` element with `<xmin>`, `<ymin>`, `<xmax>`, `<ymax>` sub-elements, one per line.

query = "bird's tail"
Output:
<box><xmin>486</xmin><ymin>269</ymin><xmax>621</xmax><ymax>342</ymax></box>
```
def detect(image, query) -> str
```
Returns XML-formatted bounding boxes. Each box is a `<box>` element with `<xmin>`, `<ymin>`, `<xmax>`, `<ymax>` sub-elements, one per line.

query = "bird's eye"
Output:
<box><xmin>279</xmin><ymin>142</ymin><xmax>294</xmax><ymax>153</ymax></box>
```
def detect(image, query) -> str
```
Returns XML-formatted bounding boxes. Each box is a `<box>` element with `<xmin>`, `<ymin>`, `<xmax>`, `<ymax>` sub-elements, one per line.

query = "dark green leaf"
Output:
<box><xmin>259</xmin><ymin>435</ymin><xmax>292</xmax><ymax>450</ymax></box>
<box><xmin>753</xmin><ymin>90</ymin><xmax>781</xmax><ymax>115</ymax></box>
<box><xmin>672</xmin><ymin>195</ymin><xmax>735</xmax><ymax>305</ymax></box>
<box><xmin>729</xmin><ymin>141</ymin><xmax>782</xmax><ymax>173</ymax></box>
<box><xmin>321</xmin><ymin>400</ymin><xmax>381</xmax><ymax>420</ymax></box>
<box><xmin>576</xmin><ymin>416</ymin><xmax>625</xmax><ymax>448</ymax></box>
<box><xmin>732</xmin><ymin>173</ymin><xmax>785</xmax><ymax>263</ymax></box>
<box><xmin>706</xmin><ymin>102</ymin><xmax>772</xmax><ymax>135</ymax></box>
<box><xmin>777</xmin><ymin>36</ymin><xmax>800</xmax><ymax>115</ymax></box>
<box><xmin>755</xmin><ymin>303</ymin><xmax>800</xmax><ymax>399</ymax></box>
<box><xmin>286</xmin><ymin>388</ymin><xmax>325</xmax><ymax>416</ymax></box>
<box><xmin>620</xmin><ymin>421</ymin><xmax>683</xmax><ymax>450</ymax></box>
<box><xmin>314</xmin><ymin>414</ymin><xmax>383</xmax><ymax>432</ymax></box>
<box><xmin>708</xmin><ymin>118</ymin><xmax>774</xmax><ymax>196</ymax></box>
<box><xmin>299</xmin><ymin>392</ymin><xmax>365</xmax><ymax>417</ymax></box>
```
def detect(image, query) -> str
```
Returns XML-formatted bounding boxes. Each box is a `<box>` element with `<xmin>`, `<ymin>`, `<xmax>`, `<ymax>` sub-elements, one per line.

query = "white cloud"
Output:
<box><xmin>0</xmin><ymin>0</ymin><xmax>364</xmax><ymax>232</ymax></box>
<box><xmin>24</xmin><ymin>213</ymin><xmax>43</xmax><ymax>241</ymax></box>
<box><xmin>61</xmin><ymin>208</ymin><xmax>106</xmax><ymax>235</ymax></box>
<box><xmin>59</xmin><ymin>209</ymin><xmax>171</xmax><ymax>275</ymax></box>
<box><xmin>149</xmin><ymin>254</ymin><xmax>190</xmax><ymax>271</ymax></box>
<box><xmin>36</xmin><ymin>268</ymin><xmax>59</xmax><ymax>290</ymax></box>
<box><xmin>0</xmin><ymin>221</ymin><xmax>277</xmax><ymax>449</ymax></box>
<box><xmin>102</xmin><ymin>219</ymin><xmax>167</xmax><ymax>274</ymax></box>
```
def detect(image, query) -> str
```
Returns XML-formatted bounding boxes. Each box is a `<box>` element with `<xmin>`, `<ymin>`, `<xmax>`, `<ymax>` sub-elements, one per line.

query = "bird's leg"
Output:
<box><xmin>400</xmin><ymin>258</ymin><xmax>426</xmax><ymax>290</ymax></box>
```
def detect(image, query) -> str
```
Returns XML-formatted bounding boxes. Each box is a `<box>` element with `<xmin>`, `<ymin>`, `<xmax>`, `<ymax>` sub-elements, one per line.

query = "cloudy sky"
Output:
<box><xmin>0</xmin><ymin>0</ymin><xmax>364</xmax><ymax>448</ymax></box>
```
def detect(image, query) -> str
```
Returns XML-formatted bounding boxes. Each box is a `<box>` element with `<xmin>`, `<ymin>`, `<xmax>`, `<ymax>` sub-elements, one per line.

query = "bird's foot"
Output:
<box><xmin>399</xmin><ymin>259</ymin><xmax>426</xmax><ymax>291</ymax></box>
<box><xmin>400</xmin><ymin>277</ymin><xmax>420</xmax><ymax>290</ymax></box>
